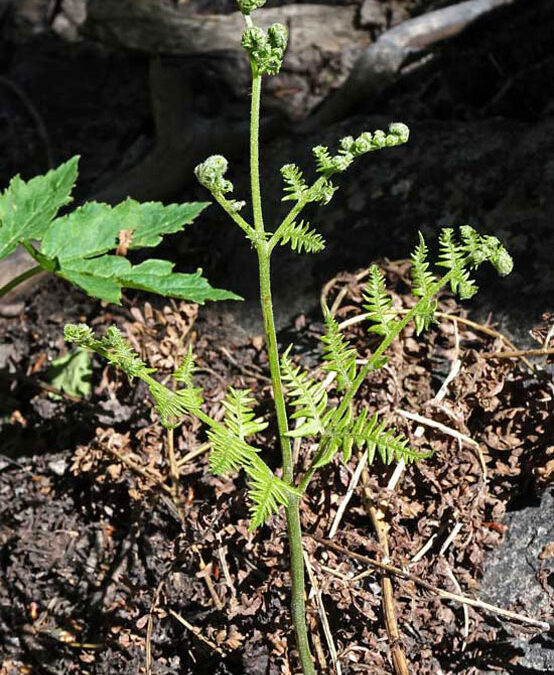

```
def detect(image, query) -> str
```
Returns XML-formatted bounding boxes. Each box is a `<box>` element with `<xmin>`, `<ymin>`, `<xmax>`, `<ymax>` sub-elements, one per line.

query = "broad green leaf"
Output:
<box><xmin>114</xmin><ymin>200</ymin><xmax>210</xmax><ymax>249</ymax></box>
<box><xmin>0</xmin><ymin>157</ymin><xmax>79</xmax><ymax>260</ymax></box>
<box><xmin>60</xmin><ymin>255</ymin><xmax>241</xmax><ymax>304</ymax></box>
<box><xmin>47</xmin><ymin>348</ymin><xmax>92</xmax><ymax>398</ymax></box>
<box><xmin>42</xmin><ymin>199</ymin><xmax>210</xmax><ymax>262</ymax></box>
<box><xmin>41</xmin><ymin>202</ymin><xmax>120</xmax><ymax>262</ymax></box>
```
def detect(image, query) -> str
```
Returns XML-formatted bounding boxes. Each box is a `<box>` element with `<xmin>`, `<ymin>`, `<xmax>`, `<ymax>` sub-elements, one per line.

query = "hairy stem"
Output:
<box><xmin>247</xmin><ymin>47</ymin><xmax>314</xmax><ymax>671</ymax></box>
<box><xmin>249</xmin><ymin>64</ymin><xmax>264</xmax><ymax>233</ymax></box>
<box><xmin>0</xmin><ymin>264</ymin><xmax>43</xmax><ymax>299</ymax></box>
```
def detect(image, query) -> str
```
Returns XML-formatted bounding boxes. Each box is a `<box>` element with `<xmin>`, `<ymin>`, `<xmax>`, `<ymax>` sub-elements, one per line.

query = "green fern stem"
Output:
<box><xmin>247</xmin><ymin>33</ymin><xmax>315</xmax><ymax>670</ymax></box>
<box><xmin>249</xmin><ymin>64</ymin><xmax>265</xmax><ymax>233</ymax></box>
<box><xmin>297</xmin><ymin>269</ymin><xmax>455</xmax><ymax>493</ymax></box>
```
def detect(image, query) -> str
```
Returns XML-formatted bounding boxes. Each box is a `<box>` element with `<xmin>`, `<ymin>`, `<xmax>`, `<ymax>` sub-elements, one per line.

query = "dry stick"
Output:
<box><xmin>443</xmin><ymin>560</ymin><xmax>469</xmax><ymax>650</ymax></box>
<box><xmin>328</xmin><ymin>450</ymin><xmax>368</xmax><ymax>539</ymax></box>
<box><xmin>326</xmin><ymin>272</ymin><xmax>409</xmax><ymax>675</ymax></box>
<box><xmin>313</xmin><ymin>537</ymin><xmax>553</xmax><ymax>633</ymax></box>
<box><xmin>481</xmin><ymin>347</ymin><xmax>554</xmax><ymax>360</ymax></box>
<box><xmin>99</xmin><ymin>442</ymin><xmax>173</xmax><ymax>495</ymax></box>
<box><xmin>338</xmin><ymin>310</ymin><xmax>536</xmax><ymax>373</ymax></box>
<box><xmin>360</xmin><ymin>464</ymin><xmax>410</xmax><ymax>675</ymax></box>
<box><xmin>146</xmin><ymin>579</ymin><xmax>166</xmax><ymax>675</ymax></box>
<box><xmin>177</xmin><ymin>441</ymin><xmax>210</xmax><ymax>467</ymax></box>
<box><xmin>168</xmin><ymin>609</ymin><xmax>225</xmax><ymax>656</ymax></box>
<box><xmin>166</xmin><ymin>428</ymin><xmax>180</xmax><ymax>493</ymax></box>
<box><xmin>191</xmin><ymin>545</ymin><xmax>224</xmax><ymax>611</ymax></box>
<box><xmin>303</xmin><ymin>551</ymin><xmax>342</xmax><ymax>675</ymax></box>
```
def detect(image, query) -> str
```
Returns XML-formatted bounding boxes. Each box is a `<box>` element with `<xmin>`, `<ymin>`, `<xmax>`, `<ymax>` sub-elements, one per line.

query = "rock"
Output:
<box><xmin>480</xmin><ymin>490</ymin><xmax>554</xmax><ymax>673</ymax></box>
<box><xmin>360</xmin><ymin>0</ymin><xmax>387</xmax><ymax>28</ymax></box>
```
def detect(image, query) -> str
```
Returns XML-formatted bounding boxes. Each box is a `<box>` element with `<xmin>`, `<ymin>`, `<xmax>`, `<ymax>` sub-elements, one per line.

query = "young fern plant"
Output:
<box><xmin>65</xmin><ymin>1</ymin><xmax>513</xmax><ymax>672</ymax></box>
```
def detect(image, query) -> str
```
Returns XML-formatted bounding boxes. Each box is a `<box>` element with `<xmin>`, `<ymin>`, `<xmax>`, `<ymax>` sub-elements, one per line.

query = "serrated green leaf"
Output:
<box><xmin>42</xmin><ymin>199</ymin><xmax>210</xmax><ymax>263</ymax></box>
<box><xmin>0</xmin><ymin>157</ymin><xmax>79</xmax><ymax>260</ymax></box>
<box><xmin>47</xmin><ymin>347</ymin><xmax>92</xmax><ymax>398</ymax></box>
<box><xmin>59</xmin><ymin>255</ymin><xmax>242</xmax><ymax>305</ymax></box>
<box><xmin>114</xmin><ymin>199</ymin><xmax>210</xmax><ymax>249</ymax></box>
<box><xmin>41</xmin><ymin>202</ymin><xmax>121</xmax><ymax>262</ymax></box>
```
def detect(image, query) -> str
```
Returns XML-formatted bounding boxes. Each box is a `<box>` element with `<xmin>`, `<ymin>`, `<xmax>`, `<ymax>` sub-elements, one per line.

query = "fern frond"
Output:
<box><xmin>437</xmin><ymin>228</ymin><xmax>477</xmax><ymax>300</ymax></box>
<box><xmin>312</xmin><ymin>145</ymin><xmax>335</xmax><ymax>175</ymax></box>
<box><xmin>245</xmin><ymin>462</ymin><xmax>290</xmax><ymax>530</ymax></box>
<box><xmin>173</xmin><ymin>344</ymin><xmax>196</xmax><ymax>386</ymax></box>
<box><xmin>281</xmin><ymin>348</ymin><xmax>327</xmax><ymax>437</ymax></box>
<box><xmin>207</xmin><ymin>426</ymin><xmax>257</xmax><ymax>475</ymax></box>
<box><xmin>222</xmin><ymin>387</ymin><xmax>268</xmax><ymax>439</ymax></box>
<box><xmin>315</xmin><ymin>408</ymin><xmax>431</xmax><ymax>467</ymax></box>
<box><xmin>320</xmin><ymin>310</ymin><xmax>357</xmax><ymax>391</ymax></box>
<box><xmin>280</xmin><ymin>163</ymin><xmax>308</xmax><ymax>202</ymax></box>
<box><xmin>363</xmin><ymin>265</ymin><xmax>399</xmax><ymax>336</ymax></box>
<box><xmin>410</xmin><ymin>233</ymin><xmax>438</xmax><ymax>334</ymax></box>
<box><xmin>278</xmin><ymin>220</ymin><xmax>325</xmax><ymax>254</ymax></box>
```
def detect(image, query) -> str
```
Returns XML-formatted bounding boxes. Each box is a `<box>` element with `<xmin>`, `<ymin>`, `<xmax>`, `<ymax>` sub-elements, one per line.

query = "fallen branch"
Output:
<box><xmin>312</xmin><ymin>536</ymin><xmax>553</xmax><ymax>633</ymax></box>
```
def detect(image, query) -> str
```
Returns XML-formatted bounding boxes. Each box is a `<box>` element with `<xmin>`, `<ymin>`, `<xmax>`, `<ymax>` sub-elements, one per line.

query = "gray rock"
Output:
<box><xmin>480</xmin><ymin>490</ymin><xmax>554</xmax><ymax>673</ymax></box>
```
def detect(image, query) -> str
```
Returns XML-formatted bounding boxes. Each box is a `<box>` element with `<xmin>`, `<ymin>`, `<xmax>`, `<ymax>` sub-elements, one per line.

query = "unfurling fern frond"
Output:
<box><xmin>459</xmin><ymin>225</ymin><xmax>513</xmax><ymax>276</ymax></box>
<box><xmin>246</xmin><ymin>462</ymin><xmax>291</xmax><ymax>530</ymax></box>
<box><xmin>320</xmin><ymin>310</ymin><xmax>357</xmax><ymax>391</ymax></box>
<box><xmin>280</xmin><ymin>164</ymin><xmax>308</xmax><ymax>202</ymax></box>
<box><xmin>222</xmin><ymin>387</ymin><xmax>268</xmax><ymax>439</ymax></box>
<box><xmin>410</xmin><ymin>232</ymin><xmax>438</xmax><ymax>334</ymax></box>
<box><xmin>281</xmin><ymin>348</ymin><xmax>328</xmax><ymax>437</ymax></box>
<box><xmin>437</xmin><ymin>228</ymin><xmax>477</xmax><ymax>300</ymax></box>
<box><xmin>363</xmin><ymin>265</ymin><xmax>399</xmax><ymax>336</ymax></box>
<box><xmin>314</xmin><ymin>408</ymin><xmax>431</xmax><ymax>468</ymax></box>
<box><xmin>278</xmin><ymin>220</ymin><xmax>325</xmax><ymax>254</ymax></box>
<box><xmin>312</xmin><ymin>145</ymin><xmax>335</xmax><ymax>175</ymax></box>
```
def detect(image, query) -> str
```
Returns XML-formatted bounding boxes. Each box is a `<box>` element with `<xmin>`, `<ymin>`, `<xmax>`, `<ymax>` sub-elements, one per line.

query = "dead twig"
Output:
<box><xmin>312</xmin><ymin>536</ymin><xmax>553</xmax><ymax>633</ymax></box>
<box><xmin>168</xmin><ymin>609</ymin><xmax>225</xmax><ymax>656</ymax></box>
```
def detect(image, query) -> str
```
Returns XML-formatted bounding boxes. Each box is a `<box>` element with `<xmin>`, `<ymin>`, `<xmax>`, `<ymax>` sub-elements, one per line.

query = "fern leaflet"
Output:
<box><xmin>320</xmin><ymin>310</ymin><xmax>357</xmax><ymax>391</ymax></box>
<box><xmin>363</xmin><ymin>265</ymin><xmax>399</xmax><ymax>336</ymax></box>
<box><xmin>281</xmin><ymin>348</ymin><xmax>328</xmax><ymax>437</ymax></box>
<box><xmin>315</xmin><ymin>408</ymin><xmax>431</xmax><ymax>467</ymax></box>
<box><xmin>278</xmin><ymin>220</ymin><xmax>325</xmax><ymax>254</ymax></box>
<box><xmin>280</xmin><ymin>164</ymin><xmax>308</xmax><ymax>202</ymax></box>
<box><xmin>410</xmin><ymin>232</ymin><xmax>438</xmax><ymax>334</ymax></box>
<box><xmin>222</xmin><ymin>387</ymin><xmax>268</xmax><ymax>439</ymax></box>
<box><xmin>245</xmin><ymin>462</ymin><xmax>291</xmax><ymax>530</ymax></box>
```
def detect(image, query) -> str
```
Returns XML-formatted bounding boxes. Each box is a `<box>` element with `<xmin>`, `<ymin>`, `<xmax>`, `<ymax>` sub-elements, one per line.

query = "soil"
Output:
<box><xmin>1</xmin><ymin>1</ymin><xmax>554</xmax><ymax>674</ymax></box>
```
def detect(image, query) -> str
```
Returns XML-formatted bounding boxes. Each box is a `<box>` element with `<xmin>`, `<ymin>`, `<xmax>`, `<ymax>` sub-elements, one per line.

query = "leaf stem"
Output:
<box><xmin>246</xmin><ymin>39</ymin><xmax>315</xmax><ymax>672</ymax></box>
<box><xmin>0</xmin><ymin>264</ymin><xmax>43</xmax><ymax>299</ymax></box>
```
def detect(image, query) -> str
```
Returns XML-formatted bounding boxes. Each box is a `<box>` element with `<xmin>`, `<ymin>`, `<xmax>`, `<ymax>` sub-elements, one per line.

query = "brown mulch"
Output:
<box><xmin>0</xmin><ymin>263</ymin><xmax>553</xmax><ymax>674</ymax></box>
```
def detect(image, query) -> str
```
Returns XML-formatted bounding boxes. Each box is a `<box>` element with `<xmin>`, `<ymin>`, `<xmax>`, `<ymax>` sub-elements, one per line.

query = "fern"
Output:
<box><xmin>410</xmin><ymin>232</ymin><xmax>438</xmax><ymax>334</ymax></box>
<box><xmin>315</xmin><ymin>408</ymin><xmax>431</xmax><ymax>467</ymax></box>
<box><xmin>278</xmin><ymin>220</ymin><xmax>325</xmax><ymax>254</ymax></box>
<box><xmin>246</xmin><ymin>462</ymin><xmax>291</xmax><ymax>530</ymax></box>
<box><xmin>281</xmin><ymin>164</ymin><xmax>308</xmax><ymax>202</ymax></box>
<box><xmin>173</xmin><ymin>345</ymin><xmax>196</xmax><ymax>386</ymax></box>
<box><xmin>363</xmin><ymin>265</ymin><xmax>399</xmax><ymax>336</ymax></box>
<box><xmin>320</xmin><ymin>310</ymin><xmax>357</xmax><ymax>391</ymax></box>
<box><xmin>222</xmin><ymin>387</ymin><xmax>268</xmax><ymax>439</ymax></box>
<box><xmin>281</xmin><ymin>348</ymin><xmax>327</xmax><ymax>437</ymax></box>
<box><xmin>437</xmin><ymin>228</ymin><xmax>477</xmax><ymax>300</ymax></box>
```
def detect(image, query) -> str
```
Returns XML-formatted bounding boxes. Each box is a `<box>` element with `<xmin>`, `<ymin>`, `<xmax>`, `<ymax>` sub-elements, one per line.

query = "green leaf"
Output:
<box><xmin>363</xmin><ymin>265</ymin><xmax>399</xmax><ymax>336</ymax></box>
<box><xmin>278</xmin><ymin>220</ymin><xmax>325</xmax><ymax>254</ymax></box>
<box><xmin>281</xmin><ymin>347</ymin><xmax>327</xmax><ymax>437</ymax></box>
<box><xmin>246</xmin><ymin>462</ymin><xmax>290</xmax><ymax>530</ymax></box>
<box><xmin>320</xmin><ymin>310</ymin><xmax>357</xmax><ymax>391</ymax></box>
<box><xmin>114</xmin><ymin>200</ymin><xmax>209</xmax><ymax>249</ymax></box>
<box><xmin>59</xmin><ymin>256</ymin><xmax>242</xmax><ymax>305</ymax></box>
<box><xmin>221</xmin><ymin>387</ymin><xmax>268</xmax><ymax>440</ymax></box>
<box><xmin>0</xmin><ymin>157</ymin><xmax>79</xmax><ymax>260</ymax></box>
<box><xmin>314</xmin><ymin>408</ymin><xmax>431</xmax><ymax>468</ymax></box>
<box><xmin>47</xmin><ymin>347</ymin><xmax>92</xmax><ymax>398</ymax></box>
